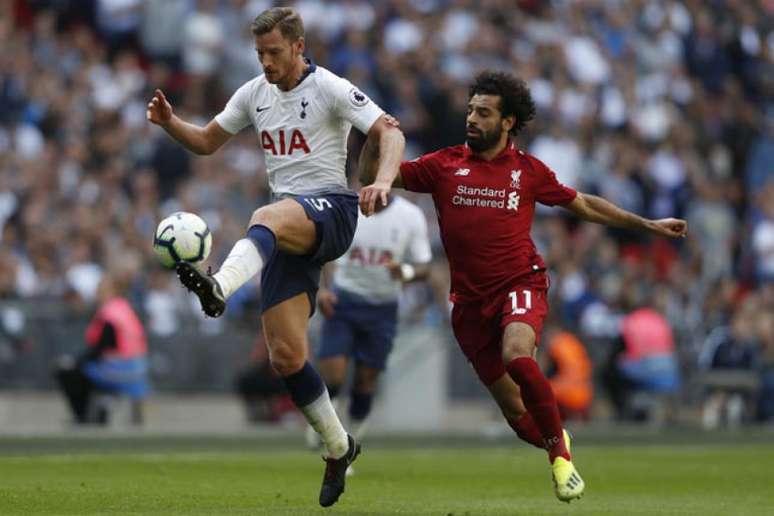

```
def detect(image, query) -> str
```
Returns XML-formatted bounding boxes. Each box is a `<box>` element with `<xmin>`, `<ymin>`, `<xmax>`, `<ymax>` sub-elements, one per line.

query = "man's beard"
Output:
<box><xmin>465</xmin><ymin>126</ymin><xmax>502</xmax><ymax>153</ymax></box>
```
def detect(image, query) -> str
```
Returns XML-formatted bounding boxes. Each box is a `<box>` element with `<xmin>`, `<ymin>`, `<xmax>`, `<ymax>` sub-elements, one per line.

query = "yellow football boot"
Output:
<box><xmin>552</xmin><ymin>430</ymin><xmax>584</xmax><ymax>502</ymax></box>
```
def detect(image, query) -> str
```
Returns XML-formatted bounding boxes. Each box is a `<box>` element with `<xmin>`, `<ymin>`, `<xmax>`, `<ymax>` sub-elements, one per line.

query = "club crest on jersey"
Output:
<box><xmin>455</xmin><ymin>168</ymin><xmax>470</xmax><ymax>176</ymax></box>
<box><xmin>348</xmin><ymin>88</ymin><xmax>369</xmax><ymax>107</ymax></box>
<box><xmin>300</xmin><ymin>98</ymin><xmax>309</xmax><ymax>119</ymax></box>
<box><xmin>510</xmin><ymin>170</ymin><xmax>521</xmax><ymax>188</ymax></box>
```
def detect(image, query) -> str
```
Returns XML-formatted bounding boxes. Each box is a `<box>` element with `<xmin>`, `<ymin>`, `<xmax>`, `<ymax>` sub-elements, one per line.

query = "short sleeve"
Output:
<box><xmin>329</xmin><ymin>76</ymin><xmax>384</xmax><ymax>134</ymax></box>
<box><xmin>532</xmin><ymin>157</ymin><xmax>577</xmax><ymax>206</ymax></box>
<box><xmin>214</xmin><ymin>81</ymin><xmax>253</xmax><ymax>135</ymax></box>
<box><xmin>399</xmin><ymin>152</ymin><xmax>442</xmax><ymax>193</ymax></box>
<box><xmin>407</xmin><ymin>208</ymin><xmax>433</xmax><ymax>264</ymax></box>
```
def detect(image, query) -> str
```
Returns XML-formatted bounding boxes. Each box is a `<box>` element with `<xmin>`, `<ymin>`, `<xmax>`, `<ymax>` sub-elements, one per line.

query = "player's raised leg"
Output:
<box><xmin>177</xmin><ymin>199</ymin><xmax>315</xmax><ymax>317</ymax></box>
<box><xmin>262</xmin><ymin>294</ymin><xmax>359</xmax><ymax>507</ymax></box>
<box><xmin>501</xmin><ymin>322</ymin><xmax>584</xmax><ymax>502</ymax></box>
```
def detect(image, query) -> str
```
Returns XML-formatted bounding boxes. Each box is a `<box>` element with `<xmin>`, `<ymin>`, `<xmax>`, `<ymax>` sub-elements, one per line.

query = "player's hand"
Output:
<box><xmin>650</xmin><ymin>218</ymin><xmax>687</xmax><ymax>238</ymax></box>
<box><xmin>317</xmin><ymin>288</ymin><xmax>338</xmax><ymax>318</ymax></box>
<box><xmin>359</xmin><ymin>181</ymin><xmax>391</xmax><ymax>216</ymax></box>
<box><xmin>146</xmin><ymin>88</ymin><xmax>173</xmax><ymax>127</ymax></box>
<box><xmin>385</xmin><ymin>260</ymin><xmax>403</xmax><ymax>280</ymax></box>
<box><xmin>383</xmin><ymin>114</ymin><xmax>400</xmax><ymax>127</ymax></box>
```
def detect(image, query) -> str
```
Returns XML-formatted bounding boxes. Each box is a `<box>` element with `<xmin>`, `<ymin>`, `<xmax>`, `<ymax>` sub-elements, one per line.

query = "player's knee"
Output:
<box><xmin>249</xmin><ymin>205</ymin><xmax>280</xmax><ymax>232</ymax></box>
<box><xmin>502</xmin><ymin>322</ymin><xmax>537</xmax><ymax>362</ymax></box>
<box><xmin>501</xmin><ymin>339</ymin><xmax>533</xmax><ymax>363</ymax></box>
<box><xmin>268</xmin><ymin>339</ymin><xmax>306</xmax><ymax>377</ymax></box>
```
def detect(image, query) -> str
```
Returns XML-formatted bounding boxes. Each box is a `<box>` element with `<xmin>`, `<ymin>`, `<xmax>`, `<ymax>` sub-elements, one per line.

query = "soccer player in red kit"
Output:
<box><xmin>358</xmin><ymin>71</ymin><xmax>688</xmax><ymax>502</ymax></box>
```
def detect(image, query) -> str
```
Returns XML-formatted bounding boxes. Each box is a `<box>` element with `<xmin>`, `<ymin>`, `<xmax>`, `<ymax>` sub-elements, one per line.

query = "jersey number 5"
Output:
<box><xmin>305</xmin><ymin>197</ymin><xmax>332</xmax><ymax>211</ymax></box>
<box><xmin>509</xmin><ymin>289</ymin><xmax>532</xmax><ymax>315</ymax></box>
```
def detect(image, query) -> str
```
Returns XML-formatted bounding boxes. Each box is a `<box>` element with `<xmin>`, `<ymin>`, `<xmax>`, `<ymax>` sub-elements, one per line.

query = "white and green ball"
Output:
<box><xmin>153</xmin><ymin>212</ymin><xmax>212</xmax><ymax>268</ymax></box>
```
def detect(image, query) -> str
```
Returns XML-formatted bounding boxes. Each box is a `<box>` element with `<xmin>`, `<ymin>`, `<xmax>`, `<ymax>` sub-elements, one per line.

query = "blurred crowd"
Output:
<box><xmin>1</xmin><ymin>0</ymin><xmax>773</xmax><ymax>422</ymax></box>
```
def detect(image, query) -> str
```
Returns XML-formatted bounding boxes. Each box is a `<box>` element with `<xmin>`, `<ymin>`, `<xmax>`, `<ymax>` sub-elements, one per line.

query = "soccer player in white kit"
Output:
<box><xmin>145</xmin><ymin>7</ymin><xmax>404</xmax><ymax>507</ymax></box>
<box><xmin>307</xmin><ymin>195</ymin><xmax>432</xmax><ymax>452</ymax></box>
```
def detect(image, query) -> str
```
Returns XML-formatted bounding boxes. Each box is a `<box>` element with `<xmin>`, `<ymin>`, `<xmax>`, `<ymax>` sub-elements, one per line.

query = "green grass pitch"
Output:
<box><xmin>1</xmin><ymin>440</ymin><xmax>772</xmax><ymax>515</ymax></box>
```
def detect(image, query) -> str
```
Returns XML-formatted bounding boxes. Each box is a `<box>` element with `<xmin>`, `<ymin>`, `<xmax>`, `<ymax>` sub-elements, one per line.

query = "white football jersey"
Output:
<box><xmin>333</xmin><ymin>196</ymin><xmax>432</xmax><ymax>303</ymax></box>
<box><xmin>215</xmin><ymin>62</ymin><xmax>384</xmax><ymax>196</ymax></box>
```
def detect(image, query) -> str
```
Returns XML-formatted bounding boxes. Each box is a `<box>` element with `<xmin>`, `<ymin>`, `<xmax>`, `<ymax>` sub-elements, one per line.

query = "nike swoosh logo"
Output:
<box><xmin>256</xmin><ymin>106</ymin><xmax>270</xmax><ymax>113</ymax></box>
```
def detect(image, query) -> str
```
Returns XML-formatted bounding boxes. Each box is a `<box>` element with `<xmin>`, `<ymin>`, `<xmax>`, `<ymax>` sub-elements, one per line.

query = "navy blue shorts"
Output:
<box><xmin>317</xmin><ymin>289</ymin><xmax>399</xmax><ymax>370</ymax></box>
<box><xmin>260</xmin><ymin>193</ymin><xmax>359</xmax><ymax>315</ymax></box>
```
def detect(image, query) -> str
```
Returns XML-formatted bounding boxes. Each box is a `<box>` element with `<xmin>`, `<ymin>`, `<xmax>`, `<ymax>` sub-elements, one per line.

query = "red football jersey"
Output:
<box><xmin>400</xmin><ymin>142</ymin><xmax>577</xmax><ymax>303</ymax></box>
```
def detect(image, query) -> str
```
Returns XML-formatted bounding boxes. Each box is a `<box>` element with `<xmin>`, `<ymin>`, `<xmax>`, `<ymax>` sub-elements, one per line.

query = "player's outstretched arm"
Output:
<box><xmin>564</xmin><ymin>192</ymin><xmax>687</xmax><ymax>238</ymax></box>
<box><xmin>358</xmin><ymin>115</ymin><xmax>405</xmax><ymax>216</ymax></box>
<box><xmin>146</xmin><ymin>89</ymin><xmax>232</xmax><ymax>156</ymax></box>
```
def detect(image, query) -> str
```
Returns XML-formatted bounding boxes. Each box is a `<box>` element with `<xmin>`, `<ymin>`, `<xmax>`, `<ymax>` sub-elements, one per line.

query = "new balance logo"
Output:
<box><xmin>455</xmin><ymin>168</ymin><xmax>470</xmax><ymax>176</ymax></box>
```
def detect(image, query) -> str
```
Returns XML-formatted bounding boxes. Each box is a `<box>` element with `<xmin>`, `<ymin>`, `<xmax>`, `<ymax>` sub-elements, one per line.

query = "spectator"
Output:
<box><xmin>55</xmin><ymin>266</ymin><xmax>149</xmax><ymax>425</ymax></box>
<box><xmin>698</xmin><ymin>296</ymin><xmax>760</xmax><ymax>429</ymax></box>
<box><xmin>182</xmin><ymin>0</ymin><xmax>225</xmax><ymax>79</ymax></box>
<box><xmin>751</xmin><ymin>181</ymin><xmax>774</xmax><ymax>283</ymax></box>
<box><xmin>603</xmin><ymin>307</ymin><xmax>681</xmax><ymax>422</ymax></box>
<box><xmin>540</xmin><ymin>324</ymin><xmax>593</xmax><ymax>422</ymax></box>
<box><xmin>756</xmin><ymin>305</ymin><xmax>774</xmax><ymax>422</ymax></box>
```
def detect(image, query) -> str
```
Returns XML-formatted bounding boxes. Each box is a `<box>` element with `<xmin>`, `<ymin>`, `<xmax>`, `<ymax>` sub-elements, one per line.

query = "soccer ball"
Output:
<box><xmin>153</xmin><ymin>212</ymin><xmax>212</xmax><ymax>268</ymax></box>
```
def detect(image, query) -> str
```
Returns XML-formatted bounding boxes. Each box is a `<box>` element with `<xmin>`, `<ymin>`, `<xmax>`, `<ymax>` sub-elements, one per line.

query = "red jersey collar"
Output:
<box><xmin>463</xmin><ymin>140</ymin><xmax>517</xmax><ymax>161</ymax></box>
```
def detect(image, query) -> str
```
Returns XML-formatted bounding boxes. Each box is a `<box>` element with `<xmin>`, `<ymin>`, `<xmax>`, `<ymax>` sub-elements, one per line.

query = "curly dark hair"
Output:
<box><xmin>468</xmin><ymin>71</ymin><xmax>536</xmax><ymax>135</ymax></box>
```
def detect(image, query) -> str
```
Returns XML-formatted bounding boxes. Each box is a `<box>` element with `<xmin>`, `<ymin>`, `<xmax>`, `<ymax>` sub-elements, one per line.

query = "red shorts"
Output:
<box><xmin>451</xmin><ymin>285</ymin><xmax>549</xmax><ymax>386</ymax></box>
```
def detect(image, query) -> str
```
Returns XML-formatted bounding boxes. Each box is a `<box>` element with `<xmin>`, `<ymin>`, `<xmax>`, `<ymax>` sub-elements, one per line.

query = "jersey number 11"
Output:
<box><xmin>509</xmin><ymin>289</ymin><xmax>532</xmax><ymax>315</ymax></box>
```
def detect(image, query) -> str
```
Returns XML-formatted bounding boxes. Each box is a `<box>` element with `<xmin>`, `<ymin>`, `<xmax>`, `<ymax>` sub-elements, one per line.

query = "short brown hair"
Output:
<box><xmin>251</xmin><ymin>7</ymin><xmax>304</xmax><ymax>40</ymax></box>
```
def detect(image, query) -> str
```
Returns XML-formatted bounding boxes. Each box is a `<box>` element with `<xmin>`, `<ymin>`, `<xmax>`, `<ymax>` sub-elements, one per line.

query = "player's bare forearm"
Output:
<box><xmin>159</xmin><ymin>115</ymin><xmax>209</xmax><ymax>155</ymax></box>
<box><xmin>566</xmin><ymin>193</ymin><xmax>649</xmax><ymax>229</ymax></box>
<box><xmin>372</xmin><ymin>126</ymin><xmax>405</xmax><ymax>188</ymax></box>
<box><xmin>359</xmin><ymin>117</ymin><xmax>405</xmax><ymax>215</ymax></box>
<box><xmin>162</xmin><ymin>116</ymin><xmax>230</xmax><ymax>156</ymax></box>
<box><xmin>148</xmin><ymin>89</ymin><xmax>225</xmax><ymax>155</ymax></box>
<box><xmin>359</xmin><ymin>121</ymin><xmax>405</xmax><ymax>189</ymax></box>
<box><xmin>358</xmin><ymin>133</ymin><xmax>380</xmax><ymax>186</ymax></box>
<box><xmin>147</xmin><ymin>89</ymin><xmax>230</xmax><ymax>156</ymax></box>
<box><xmin>565</xmin><ymin>193</ymin><xmax>687</xmax><ymax>238</ymax></box>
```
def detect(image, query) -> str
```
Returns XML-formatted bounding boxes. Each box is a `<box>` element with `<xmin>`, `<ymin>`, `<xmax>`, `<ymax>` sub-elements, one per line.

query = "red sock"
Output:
<box><xmin>506</xmin><ymin>357</ymin><xmax>570</xmax><ymax>463</ymax></box>
<box><xmin>507</xmin><ymin>412</ymin><xmax>543</xmax><ymax>449</ymax></box>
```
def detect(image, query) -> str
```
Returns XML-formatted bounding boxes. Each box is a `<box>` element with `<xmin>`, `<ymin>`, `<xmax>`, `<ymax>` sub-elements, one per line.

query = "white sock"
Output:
<box><xmin>331</xmin><ymin>396</ymin><xmax>343</xmax><ymax>417</ymax></box>
<box><xmin>213</xmin><ymin>239</ymin><xmax>263</xmax><ymax>299</ymax></box>
<box><xmin>350</xmin><ymin>417</ymin><xmax>370</xmax><ymax>442</ymax></box>
<box><xmin>300</xmin><ymin>390</ymin><xmax>349</xmax><ymax>458</ymax></box>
